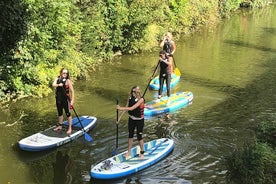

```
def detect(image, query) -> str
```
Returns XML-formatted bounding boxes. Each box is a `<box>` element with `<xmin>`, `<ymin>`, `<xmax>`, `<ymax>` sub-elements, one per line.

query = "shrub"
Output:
<box><xmin>225</xmin><ymin>143</ymin><xmax>276</xmax><ymax>184</ymax></box>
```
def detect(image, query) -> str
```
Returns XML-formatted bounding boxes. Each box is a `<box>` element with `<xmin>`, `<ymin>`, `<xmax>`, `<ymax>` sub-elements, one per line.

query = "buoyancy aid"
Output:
<box><xmin>128</xmin><ymin>95</ymin><xmax>144</xmax><ymax>119</ymax></box>
<box><xmin>55</xmin><ymin>77</ymin><xmax>70</xmax><ymax>101</ymax></box>
<box><xmin>163</xmin><ymin>39</ymin><xmax>173</xmax><ymax>54</ymax></box>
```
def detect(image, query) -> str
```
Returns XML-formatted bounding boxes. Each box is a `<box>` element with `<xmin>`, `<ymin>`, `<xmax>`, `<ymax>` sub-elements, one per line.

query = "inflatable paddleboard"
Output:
<box><xmin>144</xmin><ymin>91</ymin><xmax>193</xmax><ymax>117</ymax></box>
<box><xmin>18</xmin><ymin>116</ymin><xmax>97</xmax><ymax>151</ymax></box>
<box><xmin>90</xmin><ymin>138</ymin><xmax>174</xmax><ymax>179</ymax></box>
<box><xmin>149</xmin><ymin>73</ymin><xmax>180</xmax><ymax>90</ymax></box>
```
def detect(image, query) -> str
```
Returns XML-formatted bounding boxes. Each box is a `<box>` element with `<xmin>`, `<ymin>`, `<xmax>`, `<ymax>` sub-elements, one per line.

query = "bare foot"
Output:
<box><xmin>54</xmin><ymin>125</ymin><xmax>62</xmax><ymax>131</ymax></box>
<box><xmin>66</xmin><ymin>127</ymin><xmax>72</xmax><ymax>135</ymax></box>
<box><xmin>139</xmin><ymin>154</ymin><xmax>144</xmax><ymax>159</ymax></box>
<box><xmin>124</xmin><ymin>152</ymin><xmax>130</xmax><ymax>158</ymax></box>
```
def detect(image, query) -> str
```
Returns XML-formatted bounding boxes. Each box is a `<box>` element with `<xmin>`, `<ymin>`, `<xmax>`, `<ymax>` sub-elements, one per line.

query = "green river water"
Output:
<box><xmin>0</xmin><ymin>4</ymin><xmax>276</xmax><ymax>184</ymax></box>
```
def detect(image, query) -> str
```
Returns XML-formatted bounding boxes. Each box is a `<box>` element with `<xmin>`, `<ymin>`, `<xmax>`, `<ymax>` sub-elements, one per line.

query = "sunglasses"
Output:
<box><xmin>62</xmin><ymin>72</ymin><xmax>68</xmax><ymax>74</ymax></box>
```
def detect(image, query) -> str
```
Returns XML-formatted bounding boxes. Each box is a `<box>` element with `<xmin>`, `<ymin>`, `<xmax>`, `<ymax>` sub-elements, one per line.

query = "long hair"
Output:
<box><xmin>59</xmin><ymin>68</ymin><xmax>70</xmax><ymax>79</ymax></box>
<box><xmin>130</xmin><ymin>85</ymin><xmax>141</xmax><ymax>99</ymax></box>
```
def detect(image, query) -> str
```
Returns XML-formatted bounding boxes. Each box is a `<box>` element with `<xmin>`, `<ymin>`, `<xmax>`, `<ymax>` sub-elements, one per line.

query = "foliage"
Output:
<box><xmin>225</xmin><ymin>143</ymin><xmax>276</xmax><ymax>184</ymax></box>
<box><xmin>1</xmin><ymin>0</ymin><xmax>275</xmax><ymax>101</ymax></box>
<box><xmin>218</xmin><ymin>0</ymin><xmax>243</xmax><ymax>18</ymax></box>
<box><xmin>256</xmin><ymin>115</ymin><xmax>276</xmax><ymax>148</ymax></box>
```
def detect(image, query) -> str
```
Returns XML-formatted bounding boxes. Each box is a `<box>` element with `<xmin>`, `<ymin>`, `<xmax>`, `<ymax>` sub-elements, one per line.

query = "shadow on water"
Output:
<box><xmin>203</xmin><ymin>56</ymin><xmax>276</xmax><ymax>123</ymax></box>
<box><xmin>185</xmin><ymin>73</ymin><xmax>241</xmax><ymax>92</ymax></box>
<box><xmin>224</xmin><ymin>40</ymin><xmax>276</xmax><ymax>53</ymax></box>
<box><xmin>261</xmin><ymin>27</ymin><xmax>276</xmax><ymax>35</ymax></box>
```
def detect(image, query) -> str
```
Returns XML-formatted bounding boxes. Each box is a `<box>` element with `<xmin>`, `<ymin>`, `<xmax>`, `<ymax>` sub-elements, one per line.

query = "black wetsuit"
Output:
<box><xmin>128</xmin><ymin>95</ymin><xmax>144</xmax><ymax>141</ymax></box>
<box><xmin>55</xmin><ymin>77</ymin><xmax>71</xmax><ymax>117</ymax></box>
<box><xmin>163</xmin><ymin>39</ymin><xmax>173</xmax><ymax>55</ymax></box>
<box><xmin>158</xmin><ymin>57</ymin><xmax>171</xmax><ymax>97</ymax></box>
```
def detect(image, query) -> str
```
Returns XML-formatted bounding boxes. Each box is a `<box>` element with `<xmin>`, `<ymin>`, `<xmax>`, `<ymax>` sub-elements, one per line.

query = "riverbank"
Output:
<box><xmin>0</xmin><ymin>0</ymin><xmax>275</xmax><ymax>105</ymax></box>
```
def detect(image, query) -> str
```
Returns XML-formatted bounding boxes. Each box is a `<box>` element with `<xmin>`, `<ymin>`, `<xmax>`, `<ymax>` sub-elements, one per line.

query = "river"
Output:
<box><xmin>0</xmin><ymin>4</ymin><xmax>276</xmax><ymax>184</ymax></box>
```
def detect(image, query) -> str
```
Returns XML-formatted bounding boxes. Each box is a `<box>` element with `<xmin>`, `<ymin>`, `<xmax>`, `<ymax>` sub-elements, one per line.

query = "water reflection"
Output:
<box><xmin>53</xmin><ymin>150</ymin><xmax>73</xmax><ymax>184</ymax></box>
<box><xmin>153</xmin><ymin>114</ymin><xmax>175</xmax><ymax>138</ymax></box>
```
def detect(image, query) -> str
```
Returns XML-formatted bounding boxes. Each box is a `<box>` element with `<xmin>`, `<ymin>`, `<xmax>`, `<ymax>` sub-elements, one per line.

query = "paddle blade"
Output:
<box><xmin>84</xmin><ymin>132</ymin><xmax>93</xmax><ymax>142</ymax></box>
<box><xmin>174</xmin><ymin>67</ymin><xmax>181</xmax><ymax>76</ymax></box>
<box><xmin>112</xmin><ymin>148</ymin><xmax>118</xmax><ymax>156</ymax></box>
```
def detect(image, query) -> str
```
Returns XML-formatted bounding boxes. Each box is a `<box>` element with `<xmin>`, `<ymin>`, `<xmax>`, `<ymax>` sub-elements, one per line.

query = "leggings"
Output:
<box><xmin>128</xmin><ymin>117</ymin><xmax>144</xmax><ymax>141</ymax></box>
<box><xmin>56</xmin><ymin>99</ymin><xmax>71</xmax><ymax>117</ymax></box>
<box><xmin>159</xmin><ymin>73</ymin><xmax>171</xmax><ymax>97</ymax></box>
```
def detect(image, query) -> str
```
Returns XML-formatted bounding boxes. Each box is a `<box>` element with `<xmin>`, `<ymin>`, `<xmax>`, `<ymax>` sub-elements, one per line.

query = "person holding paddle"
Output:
<box><xmin>116</xmin><ymin>86</ymin><xmax>145</xmax><ymax>159</ymax></box>
<box><xmin>155</xmin><ymin>50</ymin><xmax>173</xmax><ymax>104</ymax></box>
<box><xmin>52</xmin><ymin>68</ymin><xmax>75</xmax><ymax>135</ymax></box>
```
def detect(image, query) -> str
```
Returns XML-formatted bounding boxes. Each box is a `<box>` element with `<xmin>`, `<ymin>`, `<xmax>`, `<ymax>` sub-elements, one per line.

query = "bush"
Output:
<box><xmin>225</xmin><ymin>143</ymin><xmax>276</xmax><ymax>184</ymax></box>
<box><xmin>257</xmin><ymin>116</ymin><xmax>276</xmax><ymax>147</ymax></box>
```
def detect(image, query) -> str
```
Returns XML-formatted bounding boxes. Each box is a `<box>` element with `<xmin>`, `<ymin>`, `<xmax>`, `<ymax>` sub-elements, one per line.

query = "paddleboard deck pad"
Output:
<box><xmin>90</xmin><ymin>138</ymin><xmax>174</xmax><ymax>179</ymax></box>
<box><xmin>144</xmin><ymin>91</ymin><xmax>193</xmax><ymax>117</ymax></box>
<box><xmin>18</xmin><ymin>116</ymin><xmax>97</xmax><ymax>151</ymax></box>
<box><xmin>149</xmin><ymin>73</ymin><xmax>180</xmax><ymax>90</ymax></box>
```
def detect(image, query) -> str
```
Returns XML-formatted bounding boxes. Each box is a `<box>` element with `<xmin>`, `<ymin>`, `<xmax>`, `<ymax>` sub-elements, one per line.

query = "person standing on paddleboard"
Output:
<box><xmin>116</xmin><ymin>86</ymin><xmax>145</xmax><ymax>159</ymax></box>
<box><xmin>160</xmin><ymin>32</ymin><xmax>176</xmax><ymax>68</ymax></box>
<box><xmin>52</xmin><ymin>68</ymin><xmax>75</xmax><ymax>135</ymax></box>
<box><xmin>155</xmin><ymin>50</ymin><xmax>173</xmax><ymax>104</ymax></box>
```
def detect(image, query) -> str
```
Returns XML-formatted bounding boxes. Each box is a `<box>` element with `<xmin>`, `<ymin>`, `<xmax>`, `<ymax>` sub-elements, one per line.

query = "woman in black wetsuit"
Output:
<box><xmin>157</xmin><ymin>50</ymin><xmax>173</xmax><ymax>104</ymax></box>
<box><xmin>52</xmin><ymin>68</ymin><xmax>75</xmax><ymax>135</ymax></box>
<box><xmin>116</xmin><ymin>86</ymin><xmax>145</xmax><ymax>159</ymax></box>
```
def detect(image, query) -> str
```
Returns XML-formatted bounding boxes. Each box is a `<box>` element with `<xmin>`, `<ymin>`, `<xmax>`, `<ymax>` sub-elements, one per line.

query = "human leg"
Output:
<box><xmin>126</xmin><ymin>118</ymin><xmax>135</xmax><ymax>157</ymax></box>
<box><xmin>158</xmin><ymin>75</ymin><xmax>165</xmax><ymax>99</ymax></box>
<box><xmin>54</xmin><ymin>100</ymin><xmax>63</xmax><ymax>131</ymax></box>
<box><xmin>166</xmin><ymin>74</ymin><xmax>171</xmax><ymax>104</ymax></box>
<box><xmin>126</xmin><ymin>138</ymin><xmax>133</xmax><ymax>157</ymax></box>
<box><xmin>64</xmin><ymin>99</ymin><xmax>72</xmax><ymax>134</ymax></box>
<box><xmin>66</xmin><ymin>116</ymin><xmax>72</xmax><ymax>134</ymax></box>
<box><xmin>137</xmin><ymin>119</ymin><xmax>145</xmax><ymax>159</ymax></box>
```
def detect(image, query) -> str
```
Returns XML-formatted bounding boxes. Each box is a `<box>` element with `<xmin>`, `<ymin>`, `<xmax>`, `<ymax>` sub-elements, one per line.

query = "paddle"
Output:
<box><xmin>142</xmin><ymin>61</ymin><xmax>160</xmax><ymax>97</ymax></box>
<box><xmin>112</xmin><ymin>99</ymin><xmax>119</xmax><ymax>156</ymax></box>
<box><xmin>172</xmin><ymin>55</ymin><xmax>181</xmax><ymax>76</ymax></box>
<box><xmin>71</xmin><ymin>106</ymin><xmax>93</xmax><ymax>142</ymax></box>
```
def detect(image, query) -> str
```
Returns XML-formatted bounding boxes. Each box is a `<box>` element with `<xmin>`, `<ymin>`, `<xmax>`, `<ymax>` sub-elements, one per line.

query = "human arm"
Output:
<box><xmin>52</xmin><ymin>78</ymin><xmax>63</xmax><ymax>87</ymax></box>
<box><xmin>159</xmin><ymin>35</ymin><xmax>167</xmax><ymax>47</ymax></box>
<box><xmin>116</xmin><ymin>99</ymin><xmax>129</xmax><ymax>123</ymax></box>
<box><xmin>160</xmin><ymin>57</ymin><xmax>172</xmax><ymax>67</ymax></box>
<box><xmin>170</xmin><ymin>41</ymin><xmax>176</xmax><ymax>55</ymax></box>
<box><xmin>117</xmin><ymin>98</ymin><xmax>144</xmax><ymax>112</ymax></box>
<box><xmin>67</xmin><ymin>79</ymin><xmax>75</xmax><ymax>106</ymax></box>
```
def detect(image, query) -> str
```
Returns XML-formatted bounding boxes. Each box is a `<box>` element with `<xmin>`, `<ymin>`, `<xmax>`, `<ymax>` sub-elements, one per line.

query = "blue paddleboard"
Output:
<box><xmin>18</xmin><ymin>116</ymin><xmax>97</xmax><ymax>151</ymax></box>
<box><xmin>149</xmin><ymin>73</ymin><xmax>180</xmax><ymax>90</ymax></box>
<box><xmin>144</xmin><ymin>91</ymin><xmax>193</xmax><ymax>117</ymax></box>
<box><xmin>90</xmin><ymin>138</ymin><xmax>174</xmax><ymax>179</ymax></box>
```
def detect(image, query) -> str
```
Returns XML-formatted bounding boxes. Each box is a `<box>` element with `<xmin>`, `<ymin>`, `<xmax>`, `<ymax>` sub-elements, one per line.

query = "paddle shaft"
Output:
<box><xmin>142</xmin><ymin>61</ymin><xmax>160</xmax><ymax>97</ymax></box>
<box><xmin>116</xmin><ymin>99</ymin><xmax>119</xmax><ymax>148</ymax></box>
<box><xmin>71</xmin><ymin>107</ymin><xmax>85</xmax><ymax>130</ymax></box>
<box><xmin>112</xmin><ymin>99</ymin><xmax>119</xmax><ymax>156</ymax></box>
